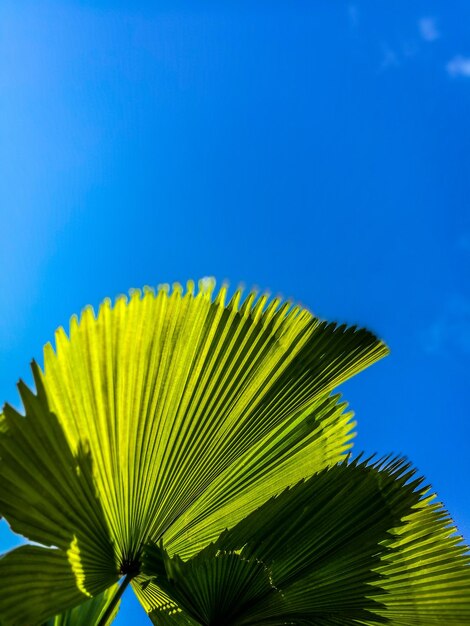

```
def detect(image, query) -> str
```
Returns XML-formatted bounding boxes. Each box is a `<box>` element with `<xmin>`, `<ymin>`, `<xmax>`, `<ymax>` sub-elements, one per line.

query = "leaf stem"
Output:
<box><xmin>97</xmin><ymin>573</ymin><xmax>133</xmax><ymax>626</ymax></box>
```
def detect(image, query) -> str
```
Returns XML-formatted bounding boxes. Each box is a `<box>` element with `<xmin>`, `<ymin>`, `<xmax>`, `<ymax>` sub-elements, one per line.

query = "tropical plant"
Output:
<box><xmin>0</xmin><ymin>280</ymin><xmax>468</xmax><ymax>625</ymax></box>
<box><xmin>41</xmin><ymin>588</ymin><xmax>121</xmax><ymax>626</ymax></box>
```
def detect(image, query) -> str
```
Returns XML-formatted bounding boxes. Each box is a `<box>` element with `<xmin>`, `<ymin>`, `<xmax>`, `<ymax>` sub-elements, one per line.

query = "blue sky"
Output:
<box><xmin>1</xmin><ymin>1</ymin><xmax>469</xmax><ymax>623</ymax></box>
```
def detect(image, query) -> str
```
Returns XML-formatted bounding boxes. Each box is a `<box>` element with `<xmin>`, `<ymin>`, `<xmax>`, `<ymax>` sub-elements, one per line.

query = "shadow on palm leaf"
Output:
<box><xmin>0</xmin><ymin>282</ymin><xmax>468</xmax><ymax>626</ymax></box>
<box><xmin>0</xmin><ymin>364</ymin><xmax>117</xmax><ymax>623</ymax></box>
<box><xmin>143</xmin><ymin>458</ymin><xmax>423</xmax><ymax>625</ymax></box>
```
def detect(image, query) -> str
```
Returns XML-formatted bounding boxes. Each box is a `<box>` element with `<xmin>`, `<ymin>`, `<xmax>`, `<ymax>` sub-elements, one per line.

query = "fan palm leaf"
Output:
<box><xmin>142</xmin><ymin>458</ymin><xmax>470</xmax><ymax>625</ymax></box>
<box><xmin>41</xmin><ymin>586</ymin><xmax>122</xmax><ymax>626</ymax></box>
<box><xmin>0</xmin><ymin>280</ymin><xmax>387</xmax><ymax>624</ymax></box>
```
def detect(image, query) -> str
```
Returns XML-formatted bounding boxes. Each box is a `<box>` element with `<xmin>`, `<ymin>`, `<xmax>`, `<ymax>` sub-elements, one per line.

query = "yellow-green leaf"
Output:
<box><xmin>0</xmin><ymin>280</ymin><xmax>388</xmax><ymax>622</ymax></box>
<box><xmin>42</xmin><ymin>585</ymin><xmax>121</xmax><ymax>626</ymax></box>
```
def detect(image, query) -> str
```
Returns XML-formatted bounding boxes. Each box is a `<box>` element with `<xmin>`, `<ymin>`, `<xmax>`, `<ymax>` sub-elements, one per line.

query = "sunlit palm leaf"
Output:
<box><xmin>144</xmin><ymin>457</ymin><xmax>410</xmax><ymax>624</ymax></box>
<box><xmin>42</xmin><ymin>585</ymin><xmax>121</xmax><ymax>626</ymax></box>
<box><xmin>143</xmin><ymin>458</ymin><xmax>470</xmax><ymax>626</ymax></box>
<box><xmin>370</xmin><ymin>495</ymin><xmax>470</xmax><ymax>624</ymax></box>
<box><xmin>0</xmin><ymin>545</ymin><xmax>105</xmax><ymax>625</ymax></box>
<box><xmin>0</xmin><ymin>370</ymin><xmax>118</xmax><ymax>623</ymax></box>
<box><xmin>159</xmin><ymin>391</ymin><xmax>354</xmax><ymax>560</ymax></box>
<box><xmin>0</xmin><ymin>281</ymin><xmax>387</xmax><ymax>623</ymax></box>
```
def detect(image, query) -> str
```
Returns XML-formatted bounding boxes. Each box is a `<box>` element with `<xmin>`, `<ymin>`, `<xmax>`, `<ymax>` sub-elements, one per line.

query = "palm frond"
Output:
<box><xmin>0</xmin><ymin>281</ymin><xmax>387</xmax><ymax>622</ymax></box>
<box><xmin>42</xmin><ymin>585</ymin><xmax>121</xmax><ymax>626</ymax></box>
<box><xmin>370</xmin><ymin>494</ymin><xmax>470</xmax><ymax>624</ymax></box>
<box><xmin>0</xmin><ymin>545</ymin><xmax>94</xmax><ymax>625</ymax></box>
<box><xmin>142</xmin><ymin>458</ymin><xmax>435</xmax><ymax>625</ymax></box>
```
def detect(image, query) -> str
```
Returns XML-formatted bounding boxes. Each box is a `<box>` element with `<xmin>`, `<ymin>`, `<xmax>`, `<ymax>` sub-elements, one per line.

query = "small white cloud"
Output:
<box><xmin>418</xmin><ymin>17</ymin><xmax>440</xmax><ymax>42</ymax></box>
<box><xmin>446</xmin><ymin>55</ymin><xmax>470</xmax><ymax>77</ymax></box>
<box><xmin>198</xmin><ymin>276</ymin><xmax>216</xmax><ymax>293</ymax></box>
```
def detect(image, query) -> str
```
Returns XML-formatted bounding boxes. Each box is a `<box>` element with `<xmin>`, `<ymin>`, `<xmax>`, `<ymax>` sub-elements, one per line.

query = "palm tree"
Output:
<box><xmin>0</xmin><ymin>280</ymin><xmax>468</xmax><ymax>625</ymax></box>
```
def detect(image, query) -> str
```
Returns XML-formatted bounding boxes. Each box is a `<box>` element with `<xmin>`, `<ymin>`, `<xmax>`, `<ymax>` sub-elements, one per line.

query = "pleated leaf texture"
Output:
<box><xmin>0</xmin><ymin>280</ymin><xmax>389</xmax><ymax>624</ymax></box>
<box><xmin>143</xmin><ymin>458</ymin><xmax>470</xmax><ymax>625</ymax></box>
<box><xmin>41</xmin><ymin>587</ymin><xmax>122</xmax><ymax>626</ymax></box>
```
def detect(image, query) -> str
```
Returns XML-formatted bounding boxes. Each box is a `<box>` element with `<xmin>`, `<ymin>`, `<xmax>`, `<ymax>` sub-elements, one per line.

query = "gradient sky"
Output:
<box><xmin>1</xmin><ymin>1</ymin><xmax>469</xmax><ymax>623</ymax></box>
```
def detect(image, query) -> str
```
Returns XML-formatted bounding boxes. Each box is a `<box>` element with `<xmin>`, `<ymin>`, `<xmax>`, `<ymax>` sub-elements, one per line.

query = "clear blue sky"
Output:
<box><xmin>1</xmin><ymin>1</ymin><xmax>469</xmax><ymax>623</ymax></box>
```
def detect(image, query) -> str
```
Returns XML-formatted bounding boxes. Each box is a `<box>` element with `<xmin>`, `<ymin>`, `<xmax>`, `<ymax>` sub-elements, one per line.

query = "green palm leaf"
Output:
<box><xmin>0</xmin><ymin>281</ymin><xmax>387</xmax><ymax>623</ymax></box>
<box><xmin>142</xmin><ymin>458</ymin><xmax>470</xmax><ymax>626</ymax></box>
<box><xmin>0</xmin><ymin>545</ymin><xmax>98</xmax><ymax>625</ymax></box>
<box><xmin>371</xmin><ymin>495</ymin><xmax>470</xmax><ymax>624</ymax></box>
<box><xmin>42</xmin><ymin>586</ymin><xmax>121</xmax><ymax>626</ymax></box>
